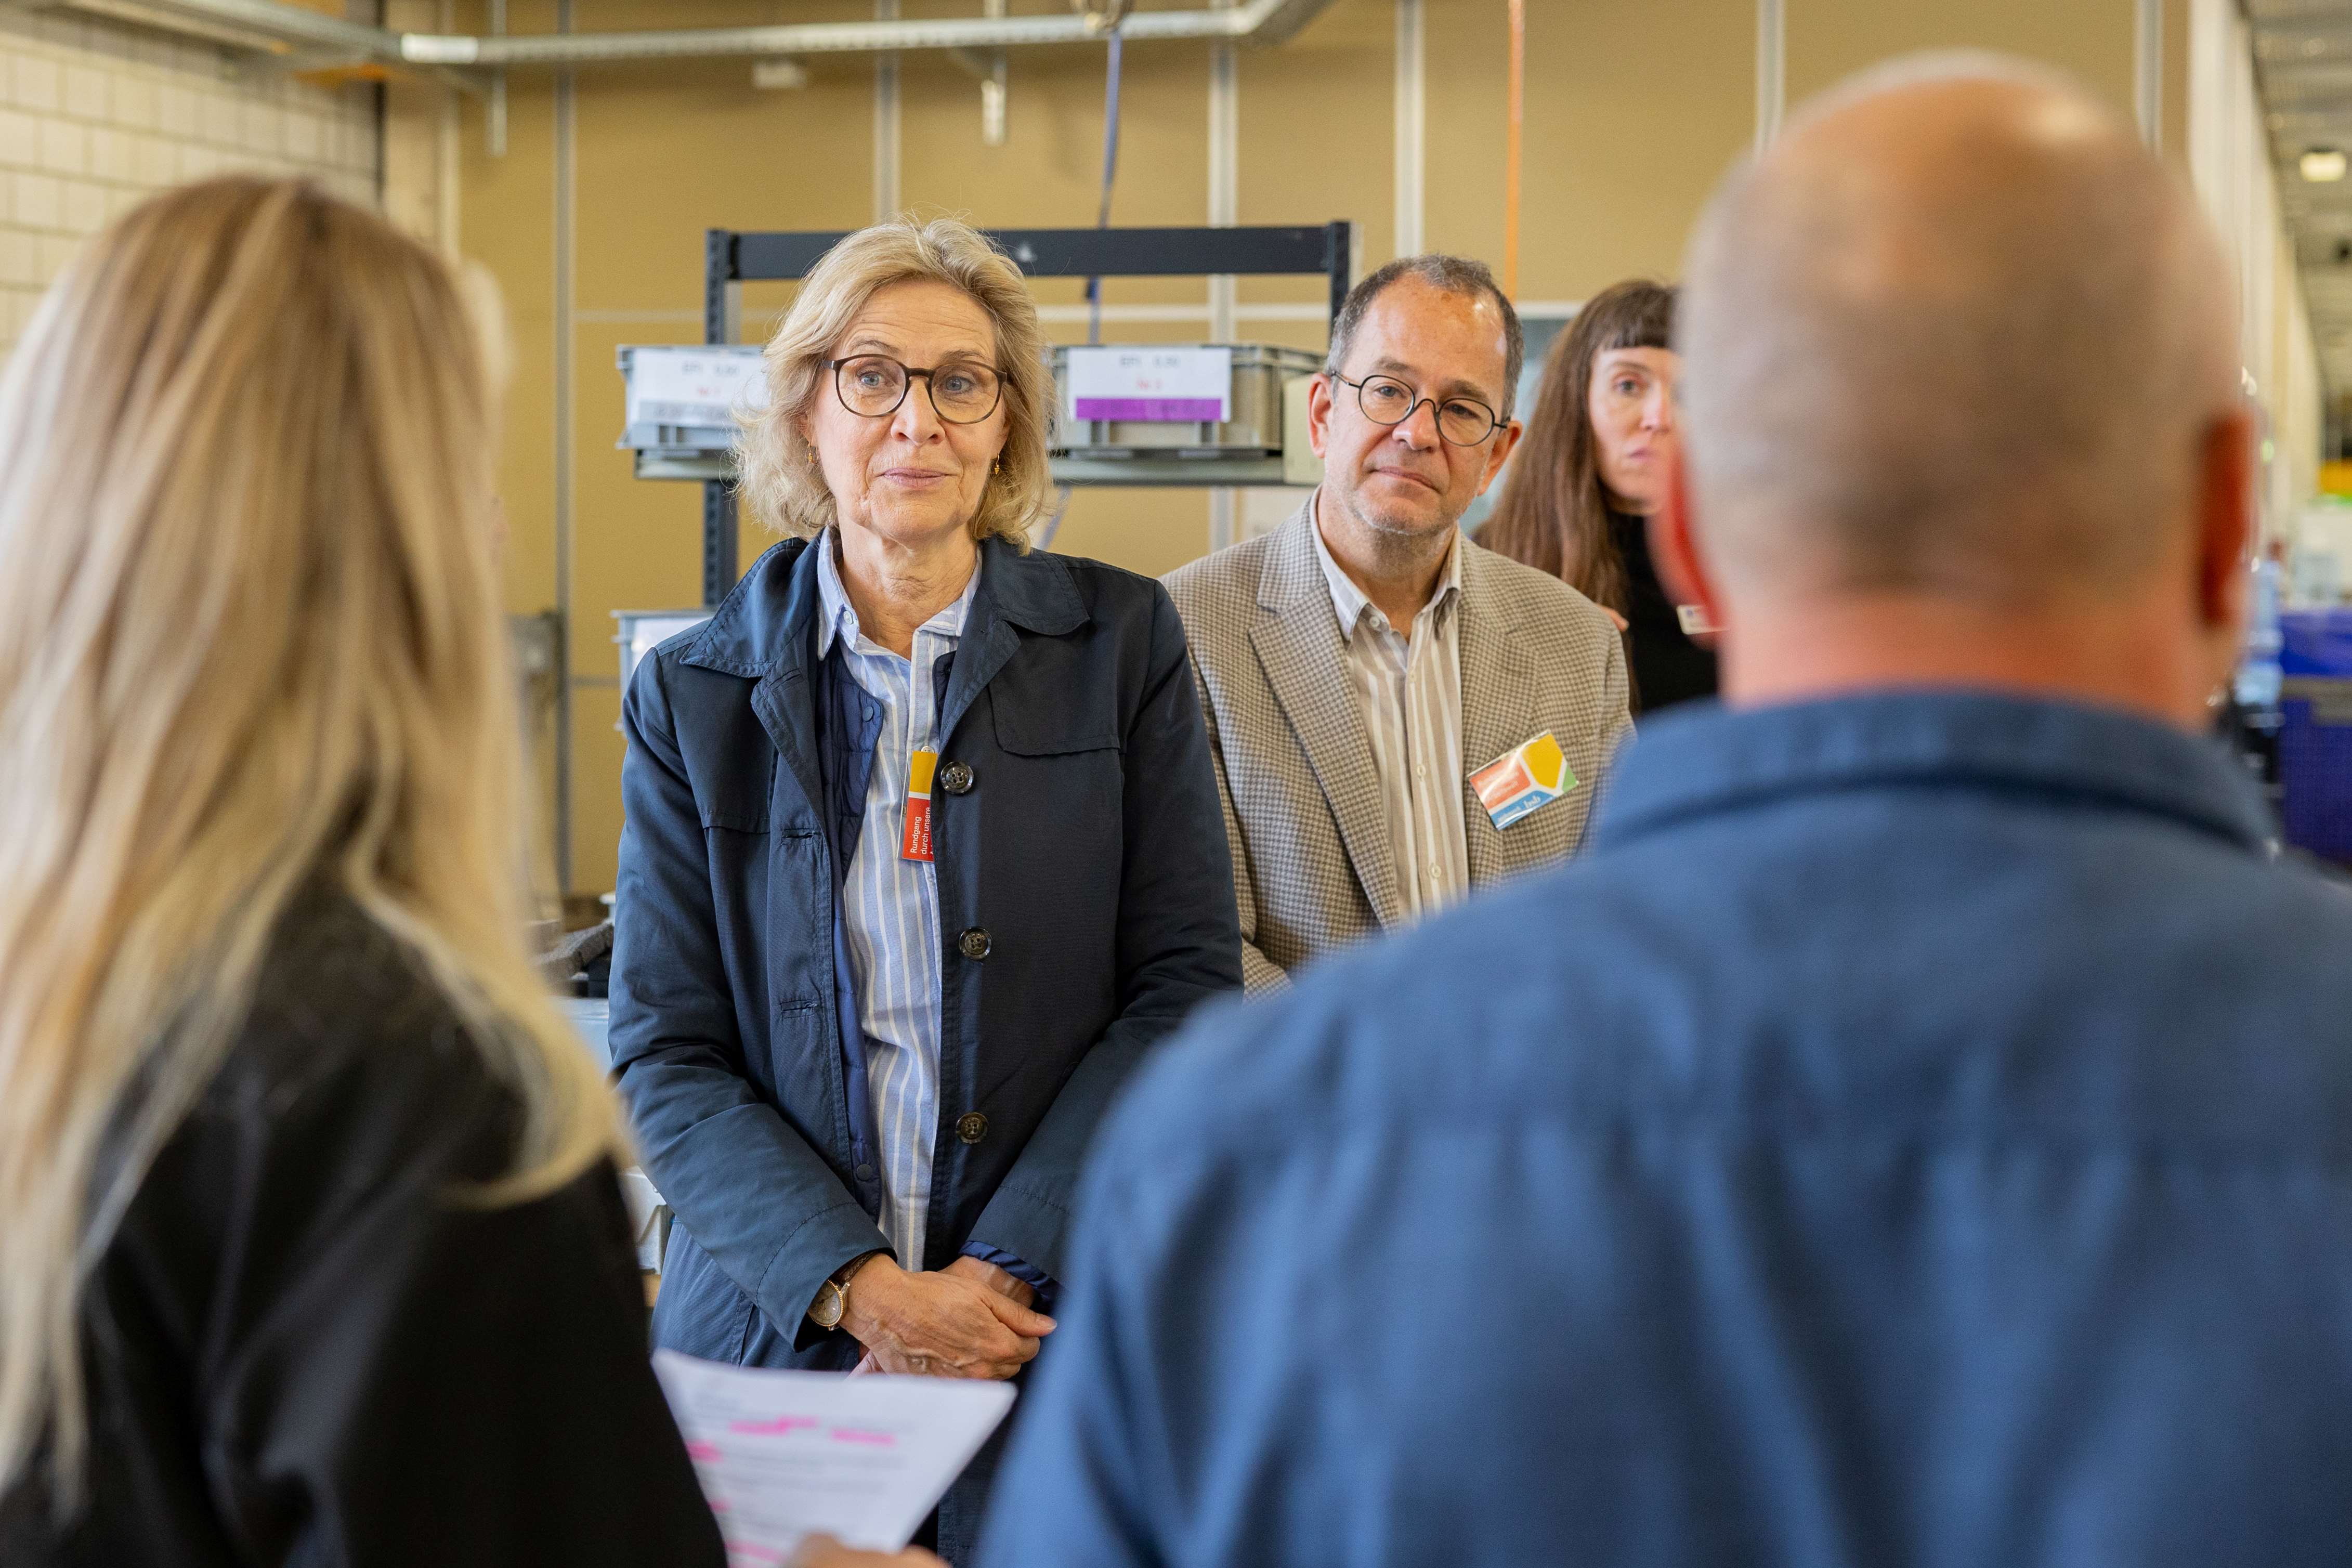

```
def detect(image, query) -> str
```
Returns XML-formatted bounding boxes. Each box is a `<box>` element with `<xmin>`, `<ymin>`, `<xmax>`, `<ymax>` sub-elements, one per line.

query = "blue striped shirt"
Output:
<box><xmin>815</xmin><ymin>530</ymin><xmax>981</xmax><ymax>1271</ymax></box>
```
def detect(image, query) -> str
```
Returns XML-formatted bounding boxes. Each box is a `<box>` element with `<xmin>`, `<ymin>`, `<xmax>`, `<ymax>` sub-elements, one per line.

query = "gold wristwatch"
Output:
<box><xmin>808</xmin><ymin>1253</ymin><xmax>878</xmax><ymax>1330</ymax></box>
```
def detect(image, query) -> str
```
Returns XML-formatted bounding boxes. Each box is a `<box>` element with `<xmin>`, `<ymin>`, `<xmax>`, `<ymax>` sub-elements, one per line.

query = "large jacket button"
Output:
<box><xmin>956</xmin><ymin>1112</ymin><xmax>989</xmax><ymax>1144</ymax></box>
<box><xmin>957</xmin><ymin>927</ymin><xmax>992</xmax><ymax>960</ymax></box>
<box><xmin>939</xmin><ymin>762</ymin><xmax>974</xmax><ymax>795</ymax></box>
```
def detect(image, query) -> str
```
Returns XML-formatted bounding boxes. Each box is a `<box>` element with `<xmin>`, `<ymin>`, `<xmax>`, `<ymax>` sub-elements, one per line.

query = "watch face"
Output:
<box><xmin>813</xmin><ymin>1281</ymin><xmax>843</xmax><ymax>1329</ymax></box>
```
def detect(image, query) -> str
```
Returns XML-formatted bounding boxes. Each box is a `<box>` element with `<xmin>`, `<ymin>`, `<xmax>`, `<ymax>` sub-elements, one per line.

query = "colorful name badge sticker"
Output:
<box><xmin>1469</xmin><ymin>731</ymin><xmax>1577</xmax><ymax>830</ymax></box>
<box><xmin>901</xmin><ymin>749</ymin><xmax>937</xmax><ymax>862</ymax></box>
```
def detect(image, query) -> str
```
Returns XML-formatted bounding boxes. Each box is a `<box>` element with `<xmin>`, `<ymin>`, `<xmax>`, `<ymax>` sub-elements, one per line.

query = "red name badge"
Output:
<box><xmin>901</xmin><ymin>749</ymin><xmax>937</xmax><ymax>862</ymax></box>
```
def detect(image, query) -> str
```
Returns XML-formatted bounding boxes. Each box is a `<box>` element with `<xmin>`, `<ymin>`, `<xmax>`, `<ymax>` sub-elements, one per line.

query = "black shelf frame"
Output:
<box><xmin>694</xmin><ymin>220</ymin><xmax>1354</xmax><ymax>606</ymax></box>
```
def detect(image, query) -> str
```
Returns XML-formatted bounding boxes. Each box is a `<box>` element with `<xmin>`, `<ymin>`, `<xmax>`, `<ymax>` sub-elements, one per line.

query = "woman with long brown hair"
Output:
<box><xmin>1480</xmin><ymin>280</ymin><xmax>1717</xmax><ymax>713</ymax></box>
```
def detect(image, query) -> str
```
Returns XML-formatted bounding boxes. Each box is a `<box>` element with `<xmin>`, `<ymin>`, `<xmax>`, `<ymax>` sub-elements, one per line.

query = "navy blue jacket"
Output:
<box><xmin>610</xmin><ymin>535</ymin><xmax>1240</xmax><ymax>1548</ymax></box>
<box><xmin>982</xmin><ymin>691</ymin><xmax>2352</xmax><ymax>1568</ymax></box>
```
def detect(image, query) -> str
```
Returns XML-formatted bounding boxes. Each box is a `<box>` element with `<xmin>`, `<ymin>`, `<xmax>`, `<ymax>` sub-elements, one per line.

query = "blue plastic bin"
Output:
<box><xmin>2278</xmin><ymin>609</ymin><xmax>2352</xmax><ymax>861</ymax></box>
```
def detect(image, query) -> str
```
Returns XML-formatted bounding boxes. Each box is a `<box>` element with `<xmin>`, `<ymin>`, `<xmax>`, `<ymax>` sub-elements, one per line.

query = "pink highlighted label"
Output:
<box><xmin>830</xmin><ymin>1428</ymin><xmax>898</xmax><ymax>1447</ymax></box>
<box><xmin>729</xmin><ymin>1416</ymin><xmax>821</xmax><ymax>1436</ymax></box>
<box><xmin>684</xmin><ymin>1441</ymin><xmax>722</xmax><ymax>1462</ymax></box>
<box><xmin>1073</xmin><ymin>396</ymin><xmax>1223</xmax><ymax>423</ymax></box>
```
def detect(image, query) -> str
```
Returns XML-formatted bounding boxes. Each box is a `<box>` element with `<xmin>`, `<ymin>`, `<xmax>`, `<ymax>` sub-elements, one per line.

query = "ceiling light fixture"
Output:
<box><xmin>2304</xmin><ymin>147</ymin><xmax>2348</xmax><ymax>182</ymax></box>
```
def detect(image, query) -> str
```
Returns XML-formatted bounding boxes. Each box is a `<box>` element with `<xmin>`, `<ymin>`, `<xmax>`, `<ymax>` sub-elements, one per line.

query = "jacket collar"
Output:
<box><xmin>1261</xmin><ymin>489</ymin><xmax>1521</xmax><ymax>634</ymax></box>
<box><xmin>1596</xmin><ymin>689</ymin><xmax>2275</xmax><ymax>854</ymax></box>
<box><xmin>680</xmin><ymin>531</ymin><xmax>1086</xmax><ymax>681</ymax></box>
<box><xmin>813</xmin><ymin>526</ymin><xmax>983</xmax><ymax>660</ymax></box>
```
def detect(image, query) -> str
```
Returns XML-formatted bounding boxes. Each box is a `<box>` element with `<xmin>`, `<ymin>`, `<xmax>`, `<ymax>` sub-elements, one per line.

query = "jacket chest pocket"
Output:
<box><xmin>763</xmin><ymin>830</ymin><xmax>829</xmax><ymax>1013</ymax></box>
<box><xmin>698</xmin><ymin>761</ymin><xmax>829</xmax><ymax>1019</ymax></box>
<box><xmin>977</xmin><ymin>686</ymin><xmax>1123</xmax><ymax>898</ymax></box>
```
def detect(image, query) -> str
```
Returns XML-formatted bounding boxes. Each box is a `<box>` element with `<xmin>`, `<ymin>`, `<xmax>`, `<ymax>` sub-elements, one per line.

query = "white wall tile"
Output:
<box><xmin>0</xmin><ymin>16</ymin><xmax>380</xmax><ymax>353</ymax></box>
<box><xmin>62</xmin><ymin>64</ymin><xmax>104</xmax><ymax>122</ymax></box>
<box><xmin>0</xmin><ymin>109</ymin><xmax>33</xmax><ymax>168</ymax></box>
<box><xmin>89</xmin><ymin>126</ymin><xmax>128</xmax><ymax>182</ymax></box>
<box><xmin>36</xmin><ymin>118</ymin><xmax>81</xmax><ymax>176</ymax></box>
<box><xmin>130</xmin><ymin>133</ymin><xmax>171</xmax><ymax>186</ymax></box>
<box><xmin>12</xmin><ymin>54</ymin><xmax>59</xmax><ymax>115</ymax></box>
<box><xmin>15</xmin><ymin>172</ymin><xmax>60</xmax><ymax>231</ymax></box>
<box><xmin>198</xmin><ymin>92</ymin><xmax>236</xmax><ymax>148</ymax></box>
<box><xmin>110</xmin><ymin>73</ymin><xmax>154</xmax><ymax>131</ymax></box>
<box><xmin>157</xmin><ymin>83</ymin><xmax>193</xmax><ymax>138</ymax></box>
<box><xmin>237</xmin><ymin>96</ymin><xmax>276</xmax><ymax>155</ymax></box>
<box><xmin>61</xmin><ymin>179</ymin><xmax>103</xmax><ymax>234</ymax></box>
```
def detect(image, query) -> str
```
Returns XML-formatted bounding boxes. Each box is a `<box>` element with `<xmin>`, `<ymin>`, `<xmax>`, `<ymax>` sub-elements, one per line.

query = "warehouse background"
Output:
<box><xmin>0</xmin><ymin>0</ymin><xmax>2315</xmax><ymax>904</ymax></box>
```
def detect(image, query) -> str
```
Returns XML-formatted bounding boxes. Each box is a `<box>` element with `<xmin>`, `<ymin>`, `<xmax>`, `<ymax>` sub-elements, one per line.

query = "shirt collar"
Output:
<box><xmin>814</xmin><ymin>526</ymin><xmax>981</xmax><ymax>660</ymax></box>
<box><xmin>1308</xmin><ymin>492</ymin><xmax>1464</xmax><ymax>644</ymax></box>
<box><xmin>1595</xmin><ymin>689</ymin><xmax>2276</xmax><ymax>856</ymax></box>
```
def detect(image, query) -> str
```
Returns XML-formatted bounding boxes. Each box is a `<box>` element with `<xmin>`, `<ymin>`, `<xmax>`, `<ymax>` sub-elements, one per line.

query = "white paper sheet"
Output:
<box><xmin>652</xmin><ymin>1350</ymin><xmax>1016</xmax><ymax>1564</ymax></box>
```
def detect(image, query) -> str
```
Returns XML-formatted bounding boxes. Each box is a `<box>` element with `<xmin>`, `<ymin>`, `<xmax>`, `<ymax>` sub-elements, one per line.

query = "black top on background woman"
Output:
<box><xmin>1480</xmin><ymin>279</ymin><xmax>1717</xmax><ymax>714</ymax></box>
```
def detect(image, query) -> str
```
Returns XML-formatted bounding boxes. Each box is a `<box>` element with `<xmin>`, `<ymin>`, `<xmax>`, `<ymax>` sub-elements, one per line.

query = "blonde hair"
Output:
<box><xmin>737</xmin><ymin>216</ymin><xmax>1053</xmax><ymax>547</ymax></box>
<box><xmin>0</xmin><ymin>178</ymin><xmax>619</xmax><ymax>1504</ymax></box>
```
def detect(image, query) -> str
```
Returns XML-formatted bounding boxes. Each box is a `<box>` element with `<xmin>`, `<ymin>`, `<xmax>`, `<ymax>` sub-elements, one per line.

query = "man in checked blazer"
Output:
<box><xmin>1166</xmin><ymin>255</ymin><xmax>1632</xmax><ymax>991</ymax></box>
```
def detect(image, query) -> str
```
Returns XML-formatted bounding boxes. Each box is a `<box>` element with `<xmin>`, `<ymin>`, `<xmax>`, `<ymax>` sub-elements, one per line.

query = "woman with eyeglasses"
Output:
<box><xmin>609</xmin><ymin>217</ymin><xmax>1242</xmax><ymax>1564</ymax></box>
<box><xmin>1480</xmin><ymin>280</ymin><xmax>1717</xmax><ymax>714</ymax></box>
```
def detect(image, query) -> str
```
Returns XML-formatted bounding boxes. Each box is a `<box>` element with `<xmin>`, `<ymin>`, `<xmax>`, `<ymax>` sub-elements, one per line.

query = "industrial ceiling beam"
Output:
<box><xmin>45</xmin><ymin>0</ymin><xmax>1339</xmax><ymax>71</ymax></box>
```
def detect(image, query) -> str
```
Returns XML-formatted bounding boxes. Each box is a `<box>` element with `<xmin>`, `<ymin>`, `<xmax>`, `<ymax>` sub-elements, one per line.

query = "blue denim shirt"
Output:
<box><xmin>982</xmin><ymin>691</ymin><xmax>2352</xmax><ymax>1568</ymax></box>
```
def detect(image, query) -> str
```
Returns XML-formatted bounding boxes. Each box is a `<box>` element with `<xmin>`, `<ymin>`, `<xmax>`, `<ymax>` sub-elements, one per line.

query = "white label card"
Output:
<box><xmin>652</xmin><ymin>1350</ymin><xmax>1015</xmax><ymax>1562</ymax></box>
<box><xmin>626</xmin><ymin>346</ymin><xmax>769</xmax><ymax>429</ymax></box>
<box><xmin>1066</xmin><ymin>345</ymin><xmax>1233</xmax><ymax>423</ymax></box>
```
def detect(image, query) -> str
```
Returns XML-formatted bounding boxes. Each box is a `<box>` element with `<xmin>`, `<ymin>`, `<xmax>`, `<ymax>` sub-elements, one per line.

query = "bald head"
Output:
<box><xmin>1680</xmin><ymin>58</ymin><xmax>2240</xmax><ymax>605</ymax></box>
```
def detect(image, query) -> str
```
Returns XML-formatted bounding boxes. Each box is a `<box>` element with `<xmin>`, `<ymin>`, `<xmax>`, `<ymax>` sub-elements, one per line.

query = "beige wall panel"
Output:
<box><xmin>570</xmin><ymin>683</ymin><xmax>625</xmax><ymax>901</ymax></box>
<box><xmin>1422</xmin><ymin>0</ymin><xmax>1506</xmax><ymax>282</ymax></box>
<box><xmin>2163</xmin><ymin>0</ymin><xmax>2190</xmax><ymax>166</ymax></box>
<box><xmin>1238</xmin><ymin>0</ymin><xmax>1388</xmax><ymax>306</ymax></box>
<box><xmin>574</xmin><ymin>64</ymin><xmax>873</xmax><ymax>308</ymax></box>
<box><xmin>574</xmin><ymin>320</ymin><xmax>708</xmax><ymax>636</ymax></box>
<box><xmin>460</xmin><ymin>73</ymin><xmax>559</xmax><ymax>621</ymax></box>
<box><xmin>1515</xmin><ymin>0</ymin><xmax>1753</xmax><ymax>300</ymax></box>
<box><xmin>1785</xmin><ymin>0</ymin><xmax>2136</xmax><ymax>115</ymax></box>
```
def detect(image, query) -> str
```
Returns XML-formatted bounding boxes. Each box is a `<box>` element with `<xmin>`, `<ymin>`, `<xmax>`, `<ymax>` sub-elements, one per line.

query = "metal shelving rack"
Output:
<box><xmin>685</xmin><ymin>220</ymin><xmax>1354</xmax><ymax>607</ymax></box>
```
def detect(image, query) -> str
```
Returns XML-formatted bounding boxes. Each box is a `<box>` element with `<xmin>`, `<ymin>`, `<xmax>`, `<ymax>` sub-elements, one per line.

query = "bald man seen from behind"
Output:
<box><xmin>977</xmin><ymin>56</ymin><xmax>2352</xmax><ymax>1568</ymax></box>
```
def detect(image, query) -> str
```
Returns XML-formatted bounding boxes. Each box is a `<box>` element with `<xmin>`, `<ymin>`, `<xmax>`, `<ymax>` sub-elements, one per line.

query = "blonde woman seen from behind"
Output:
<box><xmin>0</xmin><ymin>179</ymin><xmax>917</xmax><ymax>1568</ymax></box>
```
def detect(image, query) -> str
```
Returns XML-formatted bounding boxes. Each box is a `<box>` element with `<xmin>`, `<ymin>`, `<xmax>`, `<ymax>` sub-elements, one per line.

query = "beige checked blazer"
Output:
<box><xmin>1164</xmin><ymin>498</ymin><xmax>1632</xmax><ymax>991</ymax></box>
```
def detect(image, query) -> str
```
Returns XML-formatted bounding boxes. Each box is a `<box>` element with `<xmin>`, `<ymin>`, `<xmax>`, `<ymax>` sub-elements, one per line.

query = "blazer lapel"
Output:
<box><xmin>1251</xmin><ymin>506</ymin><xmax>1406</xmax><ymax>929</ymax></box>
<box><xmin>1457</xmin><ymin>545</ymin><xmax>1544</xmax><ymax>884</ymax></box>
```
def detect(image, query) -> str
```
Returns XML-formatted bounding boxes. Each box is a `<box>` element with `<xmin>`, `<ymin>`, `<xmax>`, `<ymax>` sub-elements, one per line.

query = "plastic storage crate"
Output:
<box><xmin>616</xmin><ymin>345</ymin><xmax>764</xmax><ymax>479</ymax></box>
<box><xmin>1051</xmin><ymin>343</ymin><xmax>1320</xmax><ymax>456</ymax></box>
<box><xmin>2278</xmin><ymin>608</ymin><xmax>2352</xmax><ymax>861</ymax></box>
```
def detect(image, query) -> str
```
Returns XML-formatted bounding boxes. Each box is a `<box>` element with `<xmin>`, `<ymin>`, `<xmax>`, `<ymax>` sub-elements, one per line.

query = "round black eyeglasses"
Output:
<box><xmin>1332</xmin><ymin>373</ymin><xmax>1504</xmax><ymax>447</ymax></box>
<box><xmin>827</xmin><ymin>355</ymin><xmax>1007</xmax><ymax>425</ymax></box>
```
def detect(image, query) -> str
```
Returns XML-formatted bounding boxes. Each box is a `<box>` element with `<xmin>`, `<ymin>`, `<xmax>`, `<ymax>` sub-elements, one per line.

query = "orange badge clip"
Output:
<box><xmin>901</xmin><ymin>749</ymin><xmax>937</xmax><ymax>862</ymax></box>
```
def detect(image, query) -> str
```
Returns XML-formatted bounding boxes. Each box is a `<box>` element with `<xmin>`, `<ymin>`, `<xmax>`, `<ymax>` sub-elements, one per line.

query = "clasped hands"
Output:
<box><xmin>840</xmin><ymin>1253</ymin><xmax>1053</xmax><ymax>1380</ymax></box>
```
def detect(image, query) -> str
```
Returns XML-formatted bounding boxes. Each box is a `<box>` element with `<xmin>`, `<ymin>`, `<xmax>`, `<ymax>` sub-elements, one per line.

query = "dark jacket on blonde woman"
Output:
<box><xmin>0</xmin><ymin>893</ymin><xmax>725</xmax><ymax>1567</ymax></box>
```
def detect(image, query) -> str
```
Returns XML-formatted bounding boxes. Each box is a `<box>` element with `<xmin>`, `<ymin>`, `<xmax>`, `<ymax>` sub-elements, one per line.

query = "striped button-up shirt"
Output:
<box><xmin>816</xmin><ymin>531</ymin><xmax>981</xmax><ymax>1271</ymax></box>
<box><xmin>1310</xmin><ymin>512</ymin><xmax>1470</xmax><ymax>921</ymax></box>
